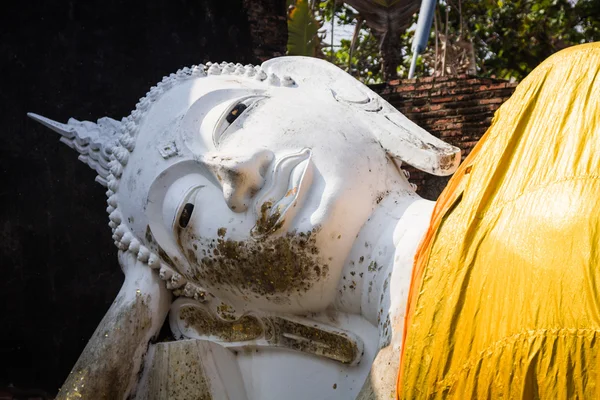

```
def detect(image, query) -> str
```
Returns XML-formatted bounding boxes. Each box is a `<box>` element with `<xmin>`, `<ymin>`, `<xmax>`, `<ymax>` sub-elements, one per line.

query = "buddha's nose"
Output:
<box><xmin>199</xmin><ymin>149</ymin><xmax>274</xmax><ymax>212</ymax></box>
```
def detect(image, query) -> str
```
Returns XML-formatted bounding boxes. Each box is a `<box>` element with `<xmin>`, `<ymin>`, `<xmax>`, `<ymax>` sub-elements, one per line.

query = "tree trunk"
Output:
<box><xmin>243</xmin><ymin>0</ymin><xmax>289</xmax><ymax>62</ymax></box>
<box><xmin>378</xmin><ymin>31</ymin><xmax>401</xmax><ymax>81</ymax></box>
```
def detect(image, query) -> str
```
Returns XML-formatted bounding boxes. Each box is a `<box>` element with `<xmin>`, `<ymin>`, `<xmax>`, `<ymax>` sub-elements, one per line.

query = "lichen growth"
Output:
<box><xmin>179</xmin><ymin>306</ymin><xmax>263</xmax><ymax>342</ymax></box>
<box><xmin>252</xmin><ymin>201</ymin><xmax>284</xmax><ymax>236</ymax></box>
<box><xmin>368</xmin><ymin>261</ymin><xmax>378</xmax><ymax>272</ymax></box>
<box><xmin>56</xmin><ymin>293</ymin><xmax>153</xmax><ymax>400</ymax></box>
<box><xmin>142</xmin><ymin>340</ymin><xmax>212</xmax><ymax>400</ymax></box>
<box><xmin>181</xmin><ymin>227</ymin><xmax>325</xmax><ymax>297</ymax></box>
<box><xmin>178</xmin><ymin>309</ymin><xmax>362</xmax><ymax>365</ymax></box>
<box><xmin>216</xmin><ymin>302</ymin><xmax>236</xmax><ymax>321</ymax></box>
<box><xmin>265</xmin><ymin>317</ymin><xmax>359</xmax><ymax>365</ymax></box>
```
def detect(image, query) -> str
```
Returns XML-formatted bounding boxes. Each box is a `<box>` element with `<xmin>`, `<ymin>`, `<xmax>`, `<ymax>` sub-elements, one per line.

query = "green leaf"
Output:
<box><xmin>287</xmin><ymin>0</ymin><xmax>323</xmax><ymax>56</ymax></box>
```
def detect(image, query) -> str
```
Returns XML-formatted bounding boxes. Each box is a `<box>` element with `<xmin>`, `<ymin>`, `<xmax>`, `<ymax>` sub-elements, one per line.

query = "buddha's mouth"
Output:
<box><xmin>252</xmin><ymin>148</ymin><xmax>313</xmax><ymax>236</ymax></box>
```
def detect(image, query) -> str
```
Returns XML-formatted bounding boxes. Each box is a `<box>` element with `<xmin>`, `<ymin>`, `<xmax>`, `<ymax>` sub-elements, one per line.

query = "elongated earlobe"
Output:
<box><xmin>373</xmin><ymin>112</ymin><xmax>461</xmax><ymax>176</ymax></box>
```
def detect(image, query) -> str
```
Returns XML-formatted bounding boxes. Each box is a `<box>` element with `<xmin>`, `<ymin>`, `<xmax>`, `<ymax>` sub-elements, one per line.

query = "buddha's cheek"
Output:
<box><xmin>179</xmin><ymin>227</ymin><xmax>330</xmax><ymax>301</ymax></box>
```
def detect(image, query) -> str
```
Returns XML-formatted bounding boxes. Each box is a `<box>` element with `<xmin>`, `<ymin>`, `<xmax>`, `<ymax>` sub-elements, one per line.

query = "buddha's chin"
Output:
<box><xmin>179</xmin><ymin>222</ymin><xmax>339</xmax><ymax>313</ymax></box>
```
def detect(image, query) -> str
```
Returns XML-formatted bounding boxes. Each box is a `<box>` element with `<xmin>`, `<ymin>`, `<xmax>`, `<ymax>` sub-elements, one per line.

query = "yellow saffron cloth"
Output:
<box><xmin>398</xmin><ymin>42</ymin><xmax>600</xmax><ymax>399</ymax></box>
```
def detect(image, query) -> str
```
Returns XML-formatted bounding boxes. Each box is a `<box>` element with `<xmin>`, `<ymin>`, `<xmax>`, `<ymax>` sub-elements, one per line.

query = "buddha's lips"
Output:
<box><xmin>253</xmin><ymin>148</ymin><xmax>312</xmax><ymax>231</ymax></box>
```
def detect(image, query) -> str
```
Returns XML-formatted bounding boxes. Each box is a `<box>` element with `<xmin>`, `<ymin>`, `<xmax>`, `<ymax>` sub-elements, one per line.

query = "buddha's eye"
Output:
<box><xmin>178</xmin><ymin>203</ymin><xmax>194</xmax><ymax>228</ymax></box>
<box><xmin>213</xmin><ymin>95</ymin><xmax>266</xmax><ymax>146</ymax></box>
<box><xmin>172</xmin><ymin>185</ymin><xmax>203</xmax><ymax>234</ymax></box>
<box><xmin>226</xmin><ymin>103</ymin><xmax>248</xmax><ymax>124</ymax></box>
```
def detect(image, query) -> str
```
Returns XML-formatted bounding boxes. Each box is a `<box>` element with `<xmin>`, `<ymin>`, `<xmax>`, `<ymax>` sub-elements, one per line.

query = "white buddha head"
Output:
<box><xmin>29</xmin><ymin>57</ymin><xmax>460</xmax><ymax>316</ymax></box>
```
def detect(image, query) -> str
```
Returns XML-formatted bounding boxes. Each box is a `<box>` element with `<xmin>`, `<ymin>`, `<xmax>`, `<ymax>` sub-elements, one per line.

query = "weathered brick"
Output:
<box><xmin>479</xmin><ymin>97</ymin><xmax>504</xmax><ymax>105</ymax></box>
<box><xmin>430</xmin><ymin>96</ymin><xmax>456</xmax><ymax>104</ymax></box>
<box><xmin>447</xmin><ymin>86</ymin><xmax>479</xmax><ymax>95</ymax></box>
<box><xmin>444</xmin><ymin>123</ymin><xmax>464</xmax><ymax>130</ymax></box>
<box><xmin>462</xmin><ymin>141</ymin><xmax>481</xmax><ymax>148</ymax></box>
<box><xmin>410</xmin><ymin>98</ymin><xmax>429</xmax><ymax>106</ymax></box>
<box><xmin>440</xmin><ymin>129</ymin><xmax>463</xmax><ymax>137</ymax></box>
<box><xmin>432</xmin><ymin>80</ymin><xmax>459</xmax><ymax>89</ymax></box>
<box><xmin>395</xmin><ymin>84</ymin><xmax>416</xmax><ymax>92</ymax></box>
<box><xmin>456</xmin><ymin>105</ymin><xmax>495</xmax><ymax>116</ymax></box>
<box><xmin>414</xmin><ymin>109</ymin><xmax>458</xmax><ymax>119</ymax></box>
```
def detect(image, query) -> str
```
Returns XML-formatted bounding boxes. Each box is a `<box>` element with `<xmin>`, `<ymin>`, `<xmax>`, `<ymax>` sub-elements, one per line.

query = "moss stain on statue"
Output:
<box><xmin>179</xmin><ymin>306</ymin><xmax>263</xmax><ymax>342</ymax></box>
<box><xmin>141</xmin><ymin>340</ymin><xmax>212</xmax><ymax>400</ymax></box>
<box><xmin>181</xmin><ymin>226</ymin><xmax>326</xmax><ymax>298</ymax></box>
<box><xmin>253</xmin><ymin>201</ymin><xmax>283</xmax><ymax>236</ymax></box>
<box><xmin>57</xmin><ymin>293</ymin><xmax>152</xmax><ymax>400</ymax></box>
<box><xmin>177</xmin><ymin>306</ymin><xmax>360</xmax><ymax>365</ymax></box>
<box><xmin>265</xmin><ymin>317</ymin><xmax>360</xmax><ymax>365</ymax></box>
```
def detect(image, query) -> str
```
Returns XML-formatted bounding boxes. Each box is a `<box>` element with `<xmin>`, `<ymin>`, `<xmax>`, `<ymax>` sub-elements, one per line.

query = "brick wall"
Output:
<box><xmin>372</xmin><ymin>75</ymin><xmax>518</xmax><ymax>200</ymax></box>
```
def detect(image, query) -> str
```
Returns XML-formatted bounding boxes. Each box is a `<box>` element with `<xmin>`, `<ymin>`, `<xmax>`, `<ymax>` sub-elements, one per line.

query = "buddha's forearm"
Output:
<box><xmin>56</xmin><ymin>252</ymin><xmax>171</xmax><ymax>400</ymax></box>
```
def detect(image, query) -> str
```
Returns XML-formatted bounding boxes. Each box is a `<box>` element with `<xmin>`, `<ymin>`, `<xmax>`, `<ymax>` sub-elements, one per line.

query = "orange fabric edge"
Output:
<box><xmin>396</xmin><ymin>132</ymin><xmax>490</xmax><ymax>399</ymax></box>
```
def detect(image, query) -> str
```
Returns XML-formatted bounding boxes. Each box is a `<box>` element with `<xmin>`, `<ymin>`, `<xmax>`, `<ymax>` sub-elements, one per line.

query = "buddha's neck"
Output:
<box><xmin>333</xmin><ymin>188</ymin><xmax>435</xmax><ymax>336</ymax></box>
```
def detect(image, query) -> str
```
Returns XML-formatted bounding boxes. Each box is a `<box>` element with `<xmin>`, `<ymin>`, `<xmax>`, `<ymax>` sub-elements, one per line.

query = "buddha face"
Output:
<box><xmin>117</xmin><ymin>59</ymin><xmax>457</xmax><ymax>314</ymax></box>
<box><xmin>146</xmin><ymin>87</ymin><xmax>397</xmax><ymax>313</ymax></box>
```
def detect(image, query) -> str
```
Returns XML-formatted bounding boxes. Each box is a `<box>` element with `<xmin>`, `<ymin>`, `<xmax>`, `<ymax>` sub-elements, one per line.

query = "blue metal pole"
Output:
<box><xmin>408</xmin><ymin>0</ymin><xmax>438</xmax><ymax>78</ymax></box>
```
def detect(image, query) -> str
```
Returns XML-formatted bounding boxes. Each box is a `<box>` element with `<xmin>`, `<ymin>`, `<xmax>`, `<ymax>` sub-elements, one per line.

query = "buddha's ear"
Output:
<box><xmin>262</xmin><ymin>56</ymin><xmax>461</xmax><ymax>176</ymax></box>
<box><xmin>368</xmin><ymin>110</ymin><xmax>461</xmax><ymax>176</ymax></box>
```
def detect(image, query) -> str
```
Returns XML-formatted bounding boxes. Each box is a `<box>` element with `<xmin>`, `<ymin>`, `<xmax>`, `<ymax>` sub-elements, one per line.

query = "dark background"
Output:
<box><xmin>0</xmin><ymin>0</ymin><xmax>285</xmax><ymax>396</ymax></box>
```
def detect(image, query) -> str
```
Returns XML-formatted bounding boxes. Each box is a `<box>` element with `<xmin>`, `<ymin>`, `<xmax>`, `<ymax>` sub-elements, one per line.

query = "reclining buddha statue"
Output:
<box><xmin>30</xmin><ymin>40</ymin><xmax>600</xmax><ymax>399</ymax></box>
<box><xmin>29</xmin><ymin>56</ymin><xmax>461</xmax><ymax>399</ymax></box>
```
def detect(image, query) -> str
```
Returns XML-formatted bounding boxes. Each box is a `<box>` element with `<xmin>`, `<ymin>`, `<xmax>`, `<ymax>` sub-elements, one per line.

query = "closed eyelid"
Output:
<box><xmin>212</xmin><ymin>95</ymin><xmax>267</xmax><ymax>147</ymax></box>
<box><xmin>173</xmin><ymin>185</ymin><xmax>205</xmax><ymax>233</ymax></box>
<box><xmin>179</xmin><ymin>88</ymin><xmax>266</xmax><ymax>154</ymax></box>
